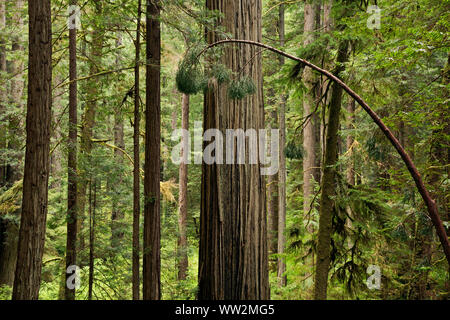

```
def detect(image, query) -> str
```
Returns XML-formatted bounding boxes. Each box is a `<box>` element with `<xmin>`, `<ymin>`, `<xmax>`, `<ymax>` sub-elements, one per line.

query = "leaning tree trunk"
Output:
<box><xmin>198</xmin><ymin>0</ymin><xmax>269</xmax><ymax>300</ymax></box>
<box><xmin>65</xmin><ymin>0</ymin><xmax>78</xmax><ymax>301</ymax></box>
<box><xmin>143</xmin><ymin>0</ymin><xmax>161</xmax><ymax>300</ymax></box>
<box><xmin>200</xmin><ymin>38</ymin><xmax>450</xmax><ymax>266</ymax></box>
<box><xmin>12</xmin><ymin>0</ymin><xmax>52</xmax><ymax>300</ymax></box>
<box><xmin>177</xmin><ymin>93</ymin><xmax>189</xmax><ymax>281</ymax></box>
<box><xmin>314</xmin><ymin>41</ymin><xmax>349</xmax><ymax>300</ymax></box>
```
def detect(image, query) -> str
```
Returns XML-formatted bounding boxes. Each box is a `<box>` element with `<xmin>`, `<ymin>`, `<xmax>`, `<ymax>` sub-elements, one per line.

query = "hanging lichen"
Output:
<box><xmin>176</xmin><ymin>46</ymin><xmax>206</xmax><ymax>95</ymax></box>
<box><xmin>227</xmin><ymin>76</ymin><xmax>256</xmax><ymax>100</ymax></box>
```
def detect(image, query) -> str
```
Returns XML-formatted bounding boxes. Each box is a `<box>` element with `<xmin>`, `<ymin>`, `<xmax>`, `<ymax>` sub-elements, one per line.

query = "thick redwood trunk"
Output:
<box><xmin>143</xmin><ymin>0</ymin><xmax>161</xmax><ymax>300</ymax></box>
<box><xmin>12</xmin><ymin>0</ymin><xmax>52</xmax><ymax>300</ymax></box>
<box><xmin>198</xmin><ymin>0</ymin><xmax>269</xmax><ymax>300</ymax></box>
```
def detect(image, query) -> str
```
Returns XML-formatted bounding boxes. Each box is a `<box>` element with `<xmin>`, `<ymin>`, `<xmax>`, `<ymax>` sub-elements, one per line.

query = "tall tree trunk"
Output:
<box><xmin>0</xmin><ymin>0</ymin><xmax>6</xmax><ymax>185</ymax></box>
<box><xmin>111</xmin><ymin>37</ymin><xmax>125</xmax><ymax>250</ymax></box>
<box><xmin>320</xmin><ymin>0</ymin><xmax>333</xmax><ymax>178</ymax></box>
<box><xmin>88</xmin><ymin>179</ymin><xmax>96</xmax><ymax>300</ymax></box>
<box><xmin>345</xmin><ymin>97</ymin><xmax>355</xmax><ymax>249</ymax></box>
<box><xmin>177</xmin><ymin>93</ymin><xmax>189</xmax><ymax>281</ymax></box>
<box><xmin>267</xmin><ymin>110</ymin><xmax>278</xmax><ymax>270</ymax></box>
<box><xmin>419</xmin><ymin>53</ymin><xmax>450</xmax><ymax>298</ymax></box>
<box><xmin>65</xmin><ymin>0</ymin><xmax>78</xmax><ymax>300</ymax></box>
<box><xmin>0</xmin><ymin>0</ymin><xmax>18</xmax><ymax>289</ymax></box>
<box><xmin>302</xmin><ymin>1</ymin><xmax>319</xmax><ymax>294</ymax></box>
<box><xmin>143</xmin><ymin>0</ymin><xmax>161</xmax><ymax>300</ymax></box>
<box><xmin>132</xmin><ymin>0</ymin><xmax>142</xmax><ymax>300</ymax></box>
<box><xmin>277</xmin><ymin>3</ymin><xmax>287</xmax><ymax>288</ymax></box>
<box><xmin>12</xmin><ymin>0</ymin><xmax>52</xmax><ymax>300</ymax></box>
<box><xmin>314</xmin><ymin>41</ymin><xmax>349</xmax><ymax>300</ymax></box>
<box><xmin>50</xmin><ymin>75</ymin><xmax>63</xmax><ymax>189</ymax></box>
<box><xmin>198</xmin><ymin>0</ymin><xmax>269</xmax><ymax>300</ymax></box>
<box><xmin>302</xmin><ymin>0</ymin><xmax>318</xmax><ymax>229</ymax></box>
<box><xmin>78</xmin><ymin>2</ymin><xmax>103</xmax><ymax>255</ymax></box>
<box><xmin>7</xmin><ymin>0</ymin><xmax>25</xmax><ymax>186</ymax></box>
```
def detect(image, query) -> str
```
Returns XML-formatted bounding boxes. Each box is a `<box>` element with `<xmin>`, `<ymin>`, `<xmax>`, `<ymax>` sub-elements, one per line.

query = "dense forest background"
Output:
<box><xmin>0</xmin><ymin>0</ymin><xmax>449</xmax><ymax>300</ymax></box>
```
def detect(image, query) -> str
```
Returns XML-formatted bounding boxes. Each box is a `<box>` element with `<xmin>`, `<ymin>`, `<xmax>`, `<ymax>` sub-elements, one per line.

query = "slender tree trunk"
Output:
<box><xmin>314</xmin><ymin>41</ymin><xmax>349</xmax><ymax>300</ymax></box>
<box><xmin>50</xmin><ymin>75</ymin><xmax>63</xmax><ymax>189</ymax></box>
<box><xmin>198</xmin><ymin>0</ymin><xmax>269</xmax><ymax>300</ymax></box>
<box><xmin>345</xmin><ymin>97</ymin><xmax>355</xmax><ymax>249</ymax></box>
<box><xmin>277</xmin><ymin>3</ymin><xmax>287</xmax><ymax>288</ymax></box>
<box><xmin>12</xmin><ymin>0</ymin><xmax>52</xmax><ymax>300</ymax></box>
<box><xmin>0</xmin><ymin>0</ymin><xmax>18</xmax><ymax>288</ymax></box>
<box><xmin>65</xmin><ymin>0</ymin><xmax>78</xmax><ymax>300</ymax></box>
<box><xmin>88</xmin><ymin>179</ymin><xmax>96</xmax><ymax>300</ymax></box>
<box><xmin>320</xmin><ymin>0</ymin><xmax>333</xmax><ymax>179</ymax></box>
<box><xmin>177</xmin><ymin>93</ymin><xmax>189</xmax><ymax>280</ymax></box>
<box><xmin>267</xmin><ymin>110</ymin><xmax>278</xmax><ymax>270</ymax></box>
<box><xmin>143</xmin><ymin>0</ymin><xmax>161</xmax><ymax>300</ymax></box>
<box><xmin>302</xmin><ymin>0</ymin><xmax>318</xmax><ymax>229</ymax></box>
<box><xmin>0</xmin><ymin>0</ymin><xmax>6</xmax><ymax>185</ymax></box>
<box><xmin>78</xmin><ymin>2</ymin><xmax>103</xmax><ymax>255</ymax></box>
<box><xmin>111</xmin><ymin>35</ymin><xmax>125</xmax><ymax>250</ymax></box>
<box><xmin>132</xmin><ymin>0</ymin><xmax>142</xmax><ymax>300</ymax></box>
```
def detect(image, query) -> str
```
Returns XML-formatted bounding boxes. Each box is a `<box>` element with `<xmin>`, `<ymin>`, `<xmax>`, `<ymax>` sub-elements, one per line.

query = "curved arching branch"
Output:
<box><xmin>199</xmin><ymin>38</ymin><xmax>450</xmax><ymax>265</ymax></box>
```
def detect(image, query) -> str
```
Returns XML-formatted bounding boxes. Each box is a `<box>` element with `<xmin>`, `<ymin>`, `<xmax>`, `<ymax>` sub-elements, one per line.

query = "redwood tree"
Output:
<box><xmin>12</xmin><ymin>0</ymin><xmax>52</xmax><ymax>300</ymax></box>
<box><xmin>198</xmin><ymin>0</ymin><xmax>269</xmax><ymax>300</ymax></box>
<box><xmin>143</xmin><ymin>0</ymin><xmax>161</xmax><ymax>300</ymax></box>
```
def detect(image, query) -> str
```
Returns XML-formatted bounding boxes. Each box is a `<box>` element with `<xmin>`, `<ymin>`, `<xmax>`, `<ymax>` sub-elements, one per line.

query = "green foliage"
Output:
<box><xmin>176</xmin><ymin>47</ymin><xmax>207</xmax><ymax>95</ymax></box>
<box><xmin>227</xmin><ymin>76</ymin><xmax>256</xmax><ymax>100</ymax></box>
<box><xmin>210</xmin><ymin>64</ymin><xmax>231</xmax><ymax>84</ymax></box>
